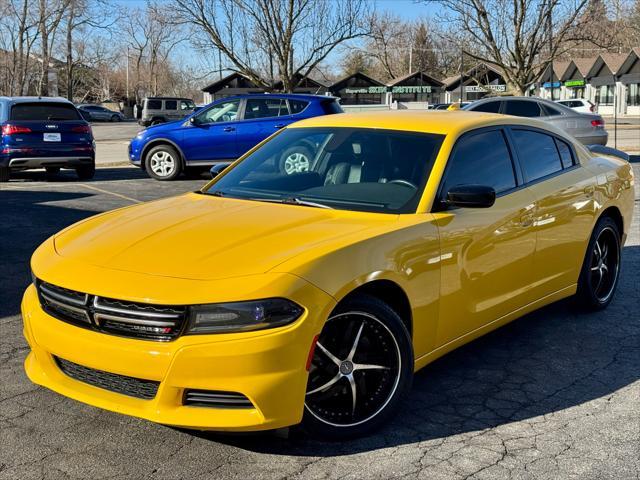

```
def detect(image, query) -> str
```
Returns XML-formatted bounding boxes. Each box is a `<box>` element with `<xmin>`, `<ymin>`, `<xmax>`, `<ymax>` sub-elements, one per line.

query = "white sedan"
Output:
<box><xmin>555</xmin><ymin>99</ymin><xmax>596</xmax><ymax>114</ymax></box>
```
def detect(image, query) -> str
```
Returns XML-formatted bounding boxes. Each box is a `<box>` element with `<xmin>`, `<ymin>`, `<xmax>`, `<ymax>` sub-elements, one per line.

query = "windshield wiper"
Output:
<box><xmin>249</xmin><ymin>196</ymin><xmax>333</xmax><ymax>209</ymax></box>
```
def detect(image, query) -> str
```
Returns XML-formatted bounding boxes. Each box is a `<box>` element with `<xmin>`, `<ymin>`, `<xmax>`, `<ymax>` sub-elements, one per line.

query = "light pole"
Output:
<box><xmin>126</xmin><ymin>46</ymin><xmax>129</xmax><ymax>103</ymax></box>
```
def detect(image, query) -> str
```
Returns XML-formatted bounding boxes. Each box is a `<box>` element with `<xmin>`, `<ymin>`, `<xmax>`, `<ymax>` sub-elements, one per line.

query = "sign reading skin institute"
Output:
<box><xmin>465</xmin><ymin>84</ymin><xmax>507</xmax><ymax>93</ymax></box>
<box><xmin>344</xmin><ymin>86</ymin><xmax>433</xmax><ymax>94</ymax></box>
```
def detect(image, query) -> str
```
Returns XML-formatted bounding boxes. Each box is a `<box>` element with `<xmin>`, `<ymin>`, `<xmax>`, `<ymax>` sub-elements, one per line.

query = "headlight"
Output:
<box><xmin>186</xmin><ymin>298</ymin><xmax>303</xmax><ymax>334</ymax></box>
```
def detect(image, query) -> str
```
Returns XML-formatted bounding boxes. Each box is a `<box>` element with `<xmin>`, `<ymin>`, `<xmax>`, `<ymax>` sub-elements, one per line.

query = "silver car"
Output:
<box><xmin>463</xmin><ymin>96</ymin><xmax>608</xmax><ymax>145</ymax></box>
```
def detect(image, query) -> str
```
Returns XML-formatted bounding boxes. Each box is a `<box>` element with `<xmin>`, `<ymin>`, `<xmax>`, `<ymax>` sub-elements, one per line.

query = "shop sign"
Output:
<box><xmin>465</xmin><ymin>84</ymin><xmax>507</xmax><ymax>93</ymax></box>
<box><xmin>391</xmin><ymin>86</ymin><xmax>432</xmax><ymax>94</ymax></box>
<box><xmin>564</xmin><ymin>79</ymin><xmax>585</xmax><ymax>87</ymax></box>
<box><xmin>543</xmin><ymin>81</ymin><xmax>561</xmax><ymax>88</ymax></box>
<box><xmin>343</xmin><ymin>85</ymin><xmax>433</xmax><ymax>94</ymax></box>
<box><xmin>344</xmin><ymin>86</ymin><xmax>386</xmax><ymax>94</ymax></box>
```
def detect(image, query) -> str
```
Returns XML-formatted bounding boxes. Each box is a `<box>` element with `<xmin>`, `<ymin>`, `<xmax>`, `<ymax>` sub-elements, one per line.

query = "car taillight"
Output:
<box><xmin>72</xmin><ymin>125</ymin><xmax>92</xmax><ymax>134</ymax></box>
<box><xmin>2</xmin><ymin>124</ymin><xmax>31</xmax><ymax>135</ymax></box>
<box><xmin>591</xmin><ymin>119</ymin><xmax>604</xmax><ymax>128</ymax></box>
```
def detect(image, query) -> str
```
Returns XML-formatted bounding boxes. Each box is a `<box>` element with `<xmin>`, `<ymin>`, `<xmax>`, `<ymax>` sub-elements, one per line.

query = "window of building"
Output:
<box><xmin>627</xmin><ymin>83</ymin><xmax>640</xmax><ymax>106</ymax></box>
<box><xmin>512</xmin><ymin>129</ymin><xmax>563</xmax><ymax>182</ymax></box>
<box><xmin>595</xmin><ymin>85</ymin><xmax>615</xmax><ymax>106</ymax></box>
<box><xmin>442</xmin><ymin>130</ymin><xmax>517</xmax><ymax>197</ymax></box>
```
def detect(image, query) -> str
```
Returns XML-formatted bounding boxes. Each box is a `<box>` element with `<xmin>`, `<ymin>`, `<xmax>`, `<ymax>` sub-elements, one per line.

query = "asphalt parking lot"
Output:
<box><xmin>0</xmin><ymin>165</ymin><xmax>639</xmax><ymax>479</ymax></box>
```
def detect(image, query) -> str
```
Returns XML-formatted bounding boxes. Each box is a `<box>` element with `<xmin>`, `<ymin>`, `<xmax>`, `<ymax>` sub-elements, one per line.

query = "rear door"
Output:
<box><xmin>234</xmin><ymin>98</ymin><xmax>295</xmax><ymax>155</ymax></box>
<box><xmin>3</xmin><ymin>102</ymin><xmax>92</xmax><ymax>157</ymax></box>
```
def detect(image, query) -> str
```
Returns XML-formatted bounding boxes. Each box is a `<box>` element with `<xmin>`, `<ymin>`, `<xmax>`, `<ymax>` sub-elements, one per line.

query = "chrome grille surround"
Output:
<box><xmin>36</xmin><ymin>280</ymin><xmax>187</xmax><ymax>341</ymax></box>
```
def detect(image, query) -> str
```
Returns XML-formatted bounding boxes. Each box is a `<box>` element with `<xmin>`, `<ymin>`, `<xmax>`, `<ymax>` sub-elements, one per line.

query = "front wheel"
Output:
<box><xmin>575</xmin><ymin>216</ymin><xmax>622</xmax><ymax>310</ymax></box>
<box><xmin>111</xmin><ymin>114</ymin><xmax>121</xmax><ymax>122</ymax></box>
<box><xmin>0</xmin><ymin>166</ymin><xmax>9</xmax><ymax>182</ymax></box>
<box><xmin>303</xmin><ymin>294</ymin><xmax>413</xmax><ymax>439</ymax></box>
<box><xmin>144</xmin><ymin>145</ymin><xmax>181</xmax><ymax>181</ymax></box>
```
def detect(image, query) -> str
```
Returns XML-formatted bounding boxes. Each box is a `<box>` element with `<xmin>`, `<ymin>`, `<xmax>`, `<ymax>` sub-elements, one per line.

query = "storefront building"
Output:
<box><xmin>585</xmin><ymin>53</ymin><xmax>627</xmax><ymax>115</ymax></box>
<box><xmin>443</xmin><ymin>63</ymin><xmax>508</xmax><ymax>103</ymax></box>
<box><xmin>559</xmin><ymin>58</ymin><xmax>592</xmax><ymax>100</ymax></box>
<box><xmin>538</xmin><ymin>61</ymin><xmax>569</xmax><ymax>100</ymax></box>
<box><xmin>387</xmin><ymin>71</ymin><xmax>444</xmax><ymax>105</ymax></box>
<box><xmin>616</xmin><ymin>48</ymin><xmax>640</xmax><ymax>116</ymax></box>
<box><xmin>328</xmin><ymin>72</ymin><xmax>387</xmax><ymax>105</ymax></box>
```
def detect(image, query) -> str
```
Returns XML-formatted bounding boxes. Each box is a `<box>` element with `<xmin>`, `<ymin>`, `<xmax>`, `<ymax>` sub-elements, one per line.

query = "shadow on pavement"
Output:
<box><xmin>190</xmin><ymin>244</ymin><xmax>640</xmax><ymax>455</ymax></box>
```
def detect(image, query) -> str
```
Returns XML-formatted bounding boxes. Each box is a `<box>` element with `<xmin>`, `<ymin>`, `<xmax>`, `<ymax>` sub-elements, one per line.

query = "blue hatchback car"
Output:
<box><xmin>128</xmin><ymin>94</ymin><xmax>342</xmax><ymax>180</ymax></box>
<box><xmin>0</xmin><ymin>97</ymin><xmax>95</xmax><ymax>182</ymax></box>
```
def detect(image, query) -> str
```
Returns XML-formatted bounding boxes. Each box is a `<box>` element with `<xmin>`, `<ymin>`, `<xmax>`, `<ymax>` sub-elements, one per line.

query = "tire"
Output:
<box><xmin>45</xmin><ymin>166</ymin><xmax>60</xmax><ymax>175</ymax></box>
<box><xmin>0</xmin><ymin>166</ymin><xmax>9</xmax><ymax>182</ymax></box>
<box><xmin>575</xmin><ymin>216</ymin><xmax>622</xmax><ymax>310</ymax></box>
<box><xmin>111</xmin><ymin>114</ymin><xmax>121</xmax><ymax>122</ymax></box>
<box><xmin>279</xmin><ymin>145</ymin><xmax>313</xmax><ymax>175</ymax></box>
<box><xmin>76</xmin><ymin>164</ymin><xmax>95</xmax><ymax>180</ymax></box>
<box><xmin>303</xmin><ymin>294</ymin><xmax>413</xmax><ymax>439</ymax></box>
<box><xmin>144</xmin><ymin>145</ymin><xmax>181</xmax><ymax>181</ymax></box>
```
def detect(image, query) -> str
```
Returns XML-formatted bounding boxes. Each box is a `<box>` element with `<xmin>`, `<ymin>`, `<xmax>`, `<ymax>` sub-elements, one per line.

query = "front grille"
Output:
<box><xmin>183</xmin><ymin>389</ymin><xmax>253</xmax><ymax>409</ymax></box>
<box><xmin>37</xmin><ymin>280</ymin><xmax>187</xmax><ymax>341</ymax></box>
<box><xmin>55</xmin><ymin>356</ymin><xmax>159</xmax><ymax>400</ymax></box>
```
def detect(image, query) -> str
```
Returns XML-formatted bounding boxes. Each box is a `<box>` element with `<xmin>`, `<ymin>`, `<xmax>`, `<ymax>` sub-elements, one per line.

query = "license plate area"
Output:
<box><xmin>43</xmin><ymin>133</ymin><xmax>61</xmax><ymax>142</ymax></box>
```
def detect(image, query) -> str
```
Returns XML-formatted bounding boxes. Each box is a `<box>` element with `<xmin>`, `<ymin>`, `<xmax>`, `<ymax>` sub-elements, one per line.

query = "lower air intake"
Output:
<box><xmin>183</xmin><ymin>389</ymin><xmax>253</xmax><ymax>408</ymax></box>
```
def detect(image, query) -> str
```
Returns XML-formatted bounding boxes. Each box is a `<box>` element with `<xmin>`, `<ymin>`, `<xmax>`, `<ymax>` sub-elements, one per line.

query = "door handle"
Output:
<box><xmin>223</xmin><ymin>126</ymin><xmax>235</xmax><ymax>132</ymax></box>
<box><xmin>274</xmin><ymin>124</ymin><xmax>285</xmax><ymax>129</ymax></box>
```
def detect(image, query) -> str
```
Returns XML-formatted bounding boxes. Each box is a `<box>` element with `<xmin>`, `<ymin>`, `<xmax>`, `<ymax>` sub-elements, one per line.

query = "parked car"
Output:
<box><xmin>0</xmin><ymin>96</ymin><xmax>95</xmax><ymax>182</ymax></box>
<box><xmin>23</xmin><ymin>111</ymin><xmax>634</xmax><ymax>438</ymax></box>
<box><xmin>129</xmin><ymin>93</ymin><xmax>343</xmax><ymax>180</ymax></box>
<box><xmin>77</xmin><ymin>104</ymin><xmax>125</xmax><ymax>122</ymax></box>
<box><xmin>555</xmin><ymin>98</ymin><xmax>596</xmax><ymax>114</ymax></box>
<box><xmin>463</xmin><ymin>96</ymin><xmax>608</xmax><ymax>145</ymax></box>
<box><xmin>137</xmin><ymin>97</ymin><xmax>196</xmax><ymax>127</ymax></box>
<box><xmin>428</xmin><ymin>103</ymin><xmax>451</xmax><ymax>110</ymax></box>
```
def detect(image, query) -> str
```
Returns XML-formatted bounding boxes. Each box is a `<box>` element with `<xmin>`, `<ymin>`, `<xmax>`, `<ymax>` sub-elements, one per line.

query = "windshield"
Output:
<box><xmin>204</xmin><ymin>127</ymin><xmax>444</xmax><ymax>213</ymax></box>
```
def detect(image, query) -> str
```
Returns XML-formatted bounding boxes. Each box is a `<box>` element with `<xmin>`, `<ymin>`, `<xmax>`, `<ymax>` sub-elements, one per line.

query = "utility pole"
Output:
<box><xmin>547</xmin><ymin>0</ymin><xmax>554</xmax><ymax>100</ymax></box>
<box><xmin>408</xmin><ymin>46</ymin><xmax>412</xmax><ymax>75</ymax></box>
<box><xmin>126</xmin><ymin>46</ymin><xmax>129</xmax><ymax>102</ymax></box>
<box><xmin>459</xmin><ymin>48</ymin><xmax>464</xmax><ymax>103</ymax></box>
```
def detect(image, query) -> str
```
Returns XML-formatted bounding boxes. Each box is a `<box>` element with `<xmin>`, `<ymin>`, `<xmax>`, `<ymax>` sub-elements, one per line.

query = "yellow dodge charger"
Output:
<box><xmin>22</xmin><ymin>111</ymin><xmax>634</xmax><ymax>438</ymax></box>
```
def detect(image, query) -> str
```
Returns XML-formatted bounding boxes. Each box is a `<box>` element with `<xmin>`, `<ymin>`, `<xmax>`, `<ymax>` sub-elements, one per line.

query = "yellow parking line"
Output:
<box><xmin>77</xmin><ymin>183</ymin><xmax>141</xmax><ymax>204</ymax></box>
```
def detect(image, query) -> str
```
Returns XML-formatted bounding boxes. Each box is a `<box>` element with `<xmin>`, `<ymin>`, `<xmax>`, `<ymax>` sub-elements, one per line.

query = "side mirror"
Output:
<box><xmin>445</xmin><ymin>184</ymin><xmax>496</xmax><ymax>208</ymax></box>
<box><xmin>210</xmin><ymin>162</ymin><xmax>232</xmax><ymax>178</ymax></box>
<box><xmin>189</xmin><ymin>116</ymin><xmax>201</xmax><ymax>126</ymax></box>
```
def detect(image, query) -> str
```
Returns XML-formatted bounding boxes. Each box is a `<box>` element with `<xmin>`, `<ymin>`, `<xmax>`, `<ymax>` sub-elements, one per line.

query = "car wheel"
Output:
<box><xmin>279</xmin><ymin>146</ymin><xmax>312</xmax><ymax>175</ymax></box>
<box><xmin>0</xmin><ymin>166</ymin><xmax>9</xmax><ymax>182</ymax></box>
<box><xmin>45</xmin><ymin>166</ymin><xmax>60</xmax><ymax>179</ymax></box>
<box><xmin>145</xmin><ymin>145</ymin><xmax>181</xmax><ymax>181</ymax></box>
<box><xmin>576</xmin><ymin>216</ymin><xmax>621</xmax><ymax>310</ymax></box>
<box><xmin>303</xmin><ymin>294</ymin><xmax>413</xmax><ymax>439</ymax></box>
<box><xmin>76</xmin><ymin>164</ymin><xmax>95</xmax><ymax>180</ymax></box>
<box><xmin>111</xmin><ymin>114</ymin><xmax>121</xmax><ymax>122</ymax></box>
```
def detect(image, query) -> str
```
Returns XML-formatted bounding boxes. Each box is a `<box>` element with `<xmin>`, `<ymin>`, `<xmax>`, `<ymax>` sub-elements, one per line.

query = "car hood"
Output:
<box><xmin>53</xmin><ymin>193</ymin><xmax>388</xmax><ymax>280</ymax></box>
<box><xmin>143</xmin><ymin>120</ymin><xmax>184</xmax><ymax>133</ymax></box>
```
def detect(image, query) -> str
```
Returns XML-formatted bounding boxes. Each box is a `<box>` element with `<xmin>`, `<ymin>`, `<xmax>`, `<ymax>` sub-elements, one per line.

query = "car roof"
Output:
<box><xmin>0</xmin><ymin>96</ymin><xmax>74</xmax><ymax>105</ymax></box>
<box><xmin>216</xmin><ymin>93</ymin><xmax>337</xmax><ymax>102</ymax></box>
<box><xmin>288</xmin><ymin>110</ymin><xmax>564</xmax><ymax>137</ymax></box>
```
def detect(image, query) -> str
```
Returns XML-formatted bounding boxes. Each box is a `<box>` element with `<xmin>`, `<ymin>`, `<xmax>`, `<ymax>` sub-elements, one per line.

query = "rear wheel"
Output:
<box><xmin>111</xmin><ymin>114</ymin><xmax>121</xmax><ymax>122</ymax></box>
<box><xmin>45</xmin><ymin>166</ymin><xmax>60</xmax><ymax>177</ymax></box>
<box><xmin>576</xmin><ymin>216</ymin><xmax>621</xmax><ymax>310</ymax></box>
<box><xmin>76</xmin><ymin>164</ymin><xmax>95</xmax><ymax>180</ymax></box>
<box><xmin>0</xmin><ymin>166</ymin><xmax>9</xmax><ymax>182</ymax></box>
<box><xmin>303</xmin><ymin>294</ymin><xmax>413</xmax><ymax>439</ymax></box>
<box><xmin>279</xmin><ymin>146</ymin><xmax>313</xmax><ymax>175</ymax></box>
<box><xmin>144</xmin><ymin>145</ymin><xmax>181</xmax><ymax>181</ymax></box>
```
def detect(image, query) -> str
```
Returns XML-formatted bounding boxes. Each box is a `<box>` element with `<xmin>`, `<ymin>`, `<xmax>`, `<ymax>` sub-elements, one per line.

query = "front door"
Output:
<box><xmin>433</xmin><ymin>128</ymin><xmax>538</xmax><ymax>346</ymax></box>
<box><xmin>180</xmin><ymin>99</ymin><xmax>240</xmax><ymax>163</ymax></box>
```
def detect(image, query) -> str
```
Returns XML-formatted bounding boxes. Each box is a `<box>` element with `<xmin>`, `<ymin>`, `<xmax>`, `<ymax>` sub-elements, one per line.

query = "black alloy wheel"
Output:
<box><xmin>304</xmin><ymin>294</ymin><xmax>413</xmax><ymax>439</ymax></box>
<box><xmin>577</xmin><ymin>216</ymin><xmax>621</xmax><ymax>310</ymax></box>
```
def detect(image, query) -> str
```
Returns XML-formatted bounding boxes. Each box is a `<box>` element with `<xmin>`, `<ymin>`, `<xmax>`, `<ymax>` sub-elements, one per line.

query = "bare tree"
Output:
<box><xmin>172</xmin><ymin>0</ymin><xmax>371</xmax><ymax>91</ymax></box>
<box><xmin>429</xmin><ymin>0</ymin><xmax>592</xmax><ymax>94</ymax></box>
<box><xmin>36</xmin><ymin>0</ymin><xmax>69</xmax><ymax>95</ymax></box>
<box><xmin>365</xmin><ymin>12</ymin><xmax>410</xmax><ymax>80</ymax></box>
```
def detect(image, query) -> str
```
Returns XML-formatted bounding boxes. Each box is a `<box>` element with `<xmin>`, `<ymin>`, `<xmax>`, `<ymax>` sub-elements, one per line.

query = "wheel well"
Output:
<box><xmin>600</xmin><ymin>206</ymin><xmax>624</xmax><ymax>237</ymax></box>
<box><xmin>339</xmin><ymin>280</ymin><xmax>412</xmax><ymax>337</ymax></box>
<box><xmin>141</xmin><ymin>140</ymin><xmax>184</xmax><ymax>168</ymax></box>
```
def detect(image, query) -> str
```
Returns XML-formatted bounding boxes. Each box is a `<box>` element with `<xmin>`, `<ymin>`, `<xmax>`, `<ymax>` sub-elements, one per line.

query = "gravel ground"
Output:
<box><xmin>0</xmin><ymin>165</ymin><xmax>638</xmax><ymax>480</ymax></box>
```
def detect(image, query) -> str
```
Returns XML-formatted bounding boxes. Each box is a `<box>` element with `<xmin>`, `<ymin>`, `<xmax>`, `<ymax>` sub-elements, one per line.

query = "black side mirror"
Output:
<box><xmin>445</xmin><ymin>185</ymin><xmax>496</xmax><ymax>208</ymax></box>
<box><xmin>210</xmin><ymin>162</ymin><xmax>232</xmax><ymax>178</ymax></box>
<box><xmin>189</xmin><ymin>116</ymin><xmax>201</xmax><ymax>126</ymax></box>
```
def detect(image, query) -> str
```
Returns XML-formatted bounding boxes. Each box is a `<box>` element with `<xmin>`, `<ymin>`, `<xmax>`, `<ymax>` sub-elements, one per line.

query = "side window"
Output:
<box><xmin>180</xmin><ymin>100</ymin><xmax>195</xmax><ymax>111</ymax></box>
<box><xmin>555</xmin><ymin>138</ymin><xmax>575</xmax><ymax>169</ymax></box>
<box><xmin>244</xmin><ymin>98</ymin><xmax>287</xmax><ymax>119</ymax></box>
<box><xmin>542</xmin><ymin>104</ymin><xmax>563</xmax><ymax>116</ymax></box>
<box><xmin>471</xmin><ymin>100</ymin><xmax>501</xmax><ymax>113</ymax></box>
<box><xmin>504</xmin><ymin>100</ymin><xmax>542</xmax><ymax>117</ymax></box>
<box><xmin>146</xmin><ymin>100</ymin><xmax>162</xmax><ymax>110</ymax></box>
<box><xmin>289</xmin><ymin>99</ymin><xmax>309</xmax><ymax>114</ymax></box>
<box><xmin>164</xmin><ymin>100</ymin><xmax>178</xmax><ymax>110</ymax></box>
<box><xmin>442</xmin><ymin>130</ymin><xmax>517</xmax><ymax>199</ymax></box>
<box><xmin>195</xmin><ymin>100</ymin><xmax>239</xmax><ymax>123</ymax></box>
<box><xmin>512</xmin><ymin>129</ymin><xmax>563</xmax><ymax>182</ymax></box>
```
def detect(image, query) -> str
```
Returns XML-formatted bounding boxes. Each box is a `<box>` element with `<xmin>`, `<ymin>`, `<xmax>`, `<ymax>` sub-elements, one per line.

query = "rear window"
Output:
<box><xmin>10</xmin><ymin>103</ymin><xmax>80</xmax><ymax>121</ymax></box>
<box><xmin>164</xmin><ymin>100</ymin><xmax>177</xmax><ymax>110</ymax></box>
<box><xmin>470</xmin><ymin>101</ymin><xmax>501</xmax><ymax>113</ymax></box>
<box><xmin>504</xmin><ymin>100</ymin><xmax>542</xmax><ymax>118</ymax></box>
<box><xmin>512</xmin><ymin>129</ymin><xmax>563</xmax><ymax>182</ymax></box>
<box><xmin>146</xmin><ymin>99</ymin><xmax>162</xmax><ymax>110</ymax></box>
<box><xmin>321</xmin><ymin>100</ymin><xmax>343</xmax><ymax>115</ymax></box>
<box><xmin>289</xmin><ymin>99</ymin><xmax>309</xmax><ymax>114</ymax></box>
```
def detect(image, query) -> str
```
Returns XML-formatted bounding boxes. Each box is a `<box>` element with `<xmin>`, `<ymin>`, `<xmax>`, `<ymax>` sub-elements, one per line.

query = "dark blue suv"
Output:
<box><xmin>128</xmin><ymin>94</ymin><xmax>342</xmax><ymax>180</ymax></box>
<box><xmin>0</xmin><ymin>97</ymin><xmax>95</xmax><ymax>182</ymax></box>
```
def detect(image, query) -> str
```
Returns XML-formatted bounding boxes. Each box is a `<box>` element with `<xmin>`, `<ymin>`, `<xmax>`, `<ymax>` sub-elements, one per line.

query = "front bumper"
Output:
<box><xmin>22</xmin><ymin>276</ymin><xmax>334</xmax><ymax>431</ymax></box>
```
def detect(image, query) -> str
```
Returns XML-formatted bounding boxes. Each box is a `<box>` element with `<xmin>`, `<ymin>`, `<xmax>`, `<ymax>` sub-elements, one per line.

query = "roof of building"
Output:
<box><xmin>443</xmin><ymin>63</ymin><xmax>506</xmax><ymax>89</ymax></box>
<box><xmin>387</xmin><ymin>71</ymin><xmax>444</xmax><ymax>87</ymax></box>
<box><xmin>329</xmin><ymin>71</ymin><xmax>386</xmax><ymax>90</ymax></box>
